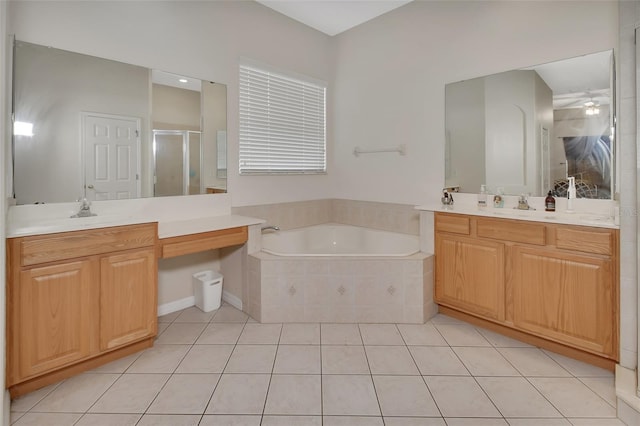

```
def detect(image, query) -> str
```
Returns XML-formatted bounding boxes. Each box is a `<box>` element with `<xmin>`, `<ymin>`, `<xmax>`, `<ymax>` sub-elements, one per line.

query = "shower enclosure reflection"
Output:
<box><xmin>153</xmin><ymin>130</ymin><xmax>202</xmax><ymax>196</ymax></box>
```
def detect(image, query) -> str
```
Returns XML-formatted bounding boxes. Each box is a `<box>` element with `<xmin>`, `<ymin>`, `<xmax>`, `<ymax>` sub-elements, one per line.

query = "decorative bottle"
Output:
<box><xmin>477</xmin><ymin>184</ymin><xmax>487</xmax><ymax>209</ymax></box>
<box><xmin>545</xmin><ymin>190</ymin><xmax>556</xmax><ymax>212</ymax></box>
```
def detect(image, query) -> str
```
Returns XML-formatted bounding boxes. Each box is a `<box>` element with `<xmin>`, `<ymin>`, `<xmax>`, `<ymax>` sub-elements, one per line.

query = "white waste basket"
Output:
<box><xmin>192</xmin><ymin>270</ymin><xmax>223</xmax><ymax>312</ymax></box>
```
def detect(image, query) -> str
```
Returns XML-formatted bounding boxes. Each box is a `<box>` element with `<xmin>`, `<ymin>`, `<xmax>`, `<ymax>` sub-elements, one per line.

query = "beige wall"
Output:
<box><xmin>152</xmin><ymin>83</ymin><xmax>200</xmax><ymax>130</ymax></box>
<box><xmin>202</xmin><ymin>82</ymin><xmax>227</xmax><ymax>190</ymax></box>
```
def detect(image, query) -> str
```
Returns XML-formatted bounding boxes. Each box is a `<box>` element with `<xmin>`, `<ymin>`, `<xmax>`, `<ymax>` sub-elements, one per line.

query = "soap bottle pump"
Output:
<box><xmin>566</xmin><ymin>176</ymin><xmax>576</xmax><ymax>213</ymax></box>
<box><xmin>478</xmin><ymin>184</ymin><xmax>487</xmax><ymax>209</ymax></box>
<box><xmin>545</xmin><ymin>190</ymin><xmax>556</xmax><ymax>212</ymax></box>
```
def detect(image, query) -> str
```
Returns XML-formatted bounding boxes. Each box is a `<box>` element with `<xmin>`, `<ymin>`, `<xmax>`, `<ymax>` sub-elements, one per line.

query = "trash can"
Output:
<box><xmin>192</xmin><ymin>270</ymin><xmax>223</xmax><ymax>312</ymax></box>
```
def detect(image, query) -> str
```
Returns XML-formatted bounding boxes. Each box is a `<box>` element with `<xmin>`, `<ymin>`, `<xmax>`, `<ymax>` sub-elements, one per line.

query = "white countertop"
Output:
<box><xmin>159</xmin><ymin>215</ymin><xmax>265</xmax><ymax>239</ymax></box>
<box><xmin>416</xmin><ymin>202</ymin><xmax>619</xmax><ymax>229</ymax></box>
<box><xmin>6</xmin><ymin>194</ymin><xmax>266</xmax><ymax>238</ymax></box>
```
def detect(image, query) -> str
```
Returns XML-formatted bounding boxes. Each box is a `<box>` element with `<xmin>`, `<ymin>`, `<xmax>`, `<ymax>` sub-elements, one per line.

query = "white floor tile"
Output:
<box><xmin>264</xmin><ymin>375</ymin><xmax>322</xmax><ymax>415</ymax></box>
<box><xmin>409</xmin><ymin>346</ymin><xmax>469</xmax><ymax>375</ymax></box>
<box><xmin>529</xmin><ymin>377</ymin><xmax>617</xmax><ymax>418</ymax></box>
<box><xmin>127</xmin><ymin>344</ymin><xmax>191</xmax><ymax>374</ymax></box>
<box><xmin>373</xmin><ymin>375</ymin><xmax>439</xmax><ymax>417</ymax></box>
<box><xmin>10</xmin><ymin>383</ymin><xmax>60</xmax><ymax>412</ymax></box>
<box><xmin>225</xmin><ymin>344</ymin><xmax>277</xmax><ymax>373</ymax></box>
<box><xmin>137</xmin><ymin>414</ymin><xmax>201</xmax><ymax>425</ymax></box>
<box><xmin>280</xmin><ymin>324</ymin><xmax>321</xmax><ymax>345</ymax></box>
<box><xmin>543</xmin><ymin>350</ymin><xmax>614</xmax><ymax>377</ymax></box>
<box><xmin>322</xmin><ymin>345</ymin><xmax>370</xmax><ymax>374</ymax></box>
<box><xmin>199</xmin><ymin>415</ymin><xmax>261</xmax><ymax>426</ymax></box>
<box><xmin>397</xmin><ymin>323</ymin><xmax>448</xmax><ymax>346</ymax></box>
<box><xmin>237</xmin><ymin>323</ymin><xmax>282</xmax><ymax>344</ymax></box>
<box><xmin>365</xmin><ymin>345</ymin><xmax>420</xmax><ymax>375</ymax></box>
<box><xmin>206</xmin><ymin>374</ymin><xmax>271</xmax><ymax>414</ymax></box>
<box><xmin>359</xmin><ymin>324</ymin><xmax>404</xmax><ymax>345</ymax></box>
<box><xmin>383</xmin><ymin>418</ymin><xmax>446</xmax><ymax>426</ymax></box>
<box><xmin>261</xmin><ymin>416</ymin><xmax>321</xmax><ymax>426</ymax></box>
<box><xmin>321</xmin><ymin>324</ymin><xmax>363</xmax><ymax>345</ymax></box>
<box><xmin>323</xmin><ymin>416</ymin><xmax>384</xmax><ymax>426</ymax></box>
<box><xmin>147</xmin><ymin>373</ymin><xmax>219</xmax><ymax>414</ymax></box>
<box><xmin>196</xmin><ymin>323</ymin><xmax>245</xmax><ymax>344</ymax></box>
<box><xmin>154</xmin><ymin>322</ymin><xmax>207</xmax><ymax>345</ymax></box>
<box><xmin>12</xmin><ymin>412</ymin><xmax>82</xmax><ymax>425</ymax></box>
<box><xmin>434</xmin><ymin>324</ymin><xmax>492</xmax><ymax>347</ymax></box>
<box><xmin>506</xmin><ymin>420</ymin><xmax>571</xmax><ymax>426</ymax></box>
<box><xmin>497</xmin><ymin>347</ymin><xmax>571</xmax><ymax>377</ymax></box>
<box><xmin>579</xmin><ymin>377</ymin><xmax>616</xmax><ymax>406</ymax></box>
<box><xmin>75</xmin><ymin>413</ymin><xmax>142</xmax><ymax>426</ymax></box>
<box><xmin>273</xmin><ymin>345</ymin><xmax>321</xmax><ymax>374</ymax></box>
<box><xmin>322</xmin><ymin>375</ymin><xmax>380</xmax><ymax>416</ymax></box>
<box><xmin>476</xmin><ymin>328</ymin><xmax>532</xmax><ymax>348</ymax></box>
<box><xmin>31</xmin><ymin>373</ymin><xmax>119</xmax><ymax>413</ymax></box>
<box><xmin>424</xmin><ymin>376</ymin><xmax>501</xmax><ymax>418</ymax></box>
<box><xmin>174</xmin><ymin>306</ymin><xmax>217</xmax><ymax>323</ymax></box>
<box><xmin>89</xmin><ymin>373</ymin><xmax>169</xmax><ymax>413</ymax></box>
<box><xmin>477</xmin><ymin>376</ymin><xmax>562</xmax><ymax>418</ymax></box>
<box><xmin>176</xmin><ymin>344</ymin><xmax>234</xmax><ymax>374</ymax></box>
<box><xmin>212</xmin><ymin>306</ymin><xmax>249</xmax><ymax>323</ymax></box>
<box><xmin>453</xmin><ymin>347</ymin><xmax>520</xmax><ymax>376</ymax></box>
<box><xmin>444</xmin><ymin>419</ymin><xmax>507</xmax><ymax>426</ymax></box>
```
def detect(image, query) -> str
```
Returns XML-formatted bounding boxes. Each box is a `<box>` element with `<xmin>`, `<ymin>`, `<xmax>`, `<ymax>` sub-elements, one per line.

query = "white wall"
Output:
<box><xmin>7</xmin><ymin>0</ymin><xmax>333</xmax><ymax>207</ymax></box>
<box><xmin>331</xmin><ymin>0</ymin><xmax>618</xmax><ymax>205</ymax></box>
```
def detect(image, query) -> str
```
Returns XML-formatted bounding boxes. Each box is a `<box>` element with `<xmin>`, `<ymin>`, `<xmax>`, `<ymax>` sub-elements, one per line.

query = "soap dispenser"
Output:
<box><xmin>566</xmin><ymin>177</ymin><xmax>576</xmax><ymax>213</ymax></box>
<box><xmin>478</xmin><ymin>184</ymin><xmax>488</xmax><ymax>209</ymax></box>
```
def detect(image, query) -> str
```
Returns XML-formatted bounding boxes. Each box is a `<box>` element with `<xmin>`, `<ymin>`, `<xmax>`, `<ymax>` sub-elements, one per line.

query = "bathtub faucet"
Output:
<box><xmin>261</xmin><ymin>225</ymin><xmax>280</xmax><ymax>232</ymax></box>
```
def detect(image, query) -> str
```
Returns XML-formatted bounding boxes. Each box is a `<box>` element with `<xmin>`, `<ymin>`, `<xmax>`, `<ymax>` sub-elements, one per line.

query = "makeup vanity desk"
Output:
<box><xmin>6</xmin><ymin>211</ymin><xmax>264</xmax><ymax>398</ymax></box>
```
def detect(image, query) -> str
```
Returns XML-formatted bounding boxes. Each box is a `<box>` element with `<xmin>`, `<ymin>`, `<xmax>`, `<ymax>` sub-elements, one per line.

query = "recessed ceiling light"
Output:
<box><xmin>179</xmin><ymin>78</ymin><xmax>188</xmax><ymax>83</ymax></box>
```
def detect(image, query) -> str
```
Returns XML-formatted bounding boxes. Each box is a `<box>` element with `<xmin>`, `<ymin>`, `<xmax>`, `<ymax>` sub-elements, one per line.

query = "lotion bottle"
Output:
<box><xmin>566</xmin><ymin>177</ymin><xmax>576</xmax><ymax>213</ymax></box>
<box><xmin>478</xmin><ymin>184</ymin><xmax>487</xmax><ymax>209</ymax></box>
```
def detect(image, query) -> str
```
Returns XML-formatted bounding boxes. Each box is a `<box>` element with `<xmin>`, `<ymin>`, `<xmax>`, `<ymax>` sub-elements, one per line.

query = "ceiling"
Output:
<box><xmin>256</xmin><ymin>0</ymin><xmax>413</xmax><ymax>36</ymax></box>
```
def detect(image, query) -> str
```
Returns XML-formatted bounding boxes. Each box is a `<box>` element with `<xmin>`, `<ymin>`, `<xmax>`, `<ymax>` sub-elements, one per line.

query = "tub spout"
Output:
<box><xmin>261</xmin><ymin>225</ymin><xmax>280</xmax><ymax>232</ymax></box>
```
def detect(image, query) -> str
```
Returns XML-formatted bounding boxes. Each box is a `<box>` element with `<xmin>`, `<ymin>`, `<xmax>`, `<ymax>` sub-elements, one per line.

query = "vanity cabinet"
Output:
<box><xmin>7</xmin><ymin>223</ymin><xmax>158</xmax><ymax>397</ymax></box>
<box><xmin>435</xmin><ymin>212</ymin><xmax>618</xmax><ymax>366</ymax></box>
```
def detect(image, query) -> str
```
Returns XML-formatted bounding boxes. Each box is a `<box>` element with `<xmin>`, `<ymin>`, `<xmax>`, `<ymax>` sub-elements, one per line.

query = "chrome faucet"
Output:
<box><xmin>261</xmin><ymin>225</ymin><xmax>280</xmax><ymax>232</ymax></box>
<box><xmin>71</xmin><ymin>198</ymin><xmax>97</xmax><ymax>218</ymax></box>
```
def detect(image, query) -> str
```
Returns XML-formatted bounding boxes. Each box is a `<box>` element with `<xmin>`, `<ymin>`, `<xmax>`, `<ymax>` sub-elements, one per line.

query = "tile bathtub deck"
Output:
<box><xmin>10</xmin><ymin>305</ymin><xmax>625</xmax><ymax>426</ymax></box>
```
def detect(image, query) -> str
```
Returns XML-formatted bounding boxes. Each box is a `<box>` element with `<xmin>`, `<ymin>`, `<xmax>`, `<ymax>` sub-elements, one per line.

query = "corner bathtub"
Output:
<box><xmin>246</xmin><ymin>223</ymin><xmax>436</xmax><ymax>324</ymax></box>
<box><xmin>261</xmin><ymin>223</ymin><xmax>420</xmax><ymax>257</ymax></box>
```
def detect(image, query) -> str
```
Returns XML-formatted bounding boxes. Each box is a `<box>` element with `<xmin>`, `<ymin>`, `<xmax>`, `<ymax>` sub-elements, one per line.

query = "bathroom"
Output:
<box><xmin>1</xmin><ymin>0</ymin><xmax>640</xmax><ymax>425</ymax></box>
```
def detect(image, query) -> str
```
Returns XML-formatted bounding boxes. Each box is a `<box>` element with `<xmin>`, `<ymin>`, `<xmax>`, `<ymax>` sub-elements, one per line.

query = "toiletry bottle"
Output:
<box><xmin>493</xmin><ymin>187</ymin><xmax>504</xmax><ymax>208</ymax></box>
<box><xmin>566</xmin><ymin>176</ymin><xmax>576</xmax><ymax>213</ymax></box>
<box><xmin>545</xmin><ymin>190</ymin><xmax>555</xmax><ymax>212</ymax></box>
<box><xmin>478</xmin><ymin>184</ymin><xmax>487</xmax><ymax>209</ymax></box>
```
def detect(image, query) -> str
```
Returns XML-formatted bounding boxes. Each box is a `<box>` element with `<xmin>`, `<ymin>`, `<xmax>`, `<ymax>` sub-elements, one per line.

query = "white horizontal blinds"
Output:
<box><xmin>239</xmin><ymin>63</ymin><xmax>326</xmax><ymax>174</ymax></box>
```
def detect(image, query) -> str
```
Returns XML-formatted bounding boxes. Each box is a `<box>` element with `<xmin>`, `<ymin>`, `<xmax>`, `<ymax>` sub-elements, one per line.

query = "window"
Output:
<box><xmin>239</xmin><ymin>62</ymin><xmax>326</xmax><ymax>174</ymax></box>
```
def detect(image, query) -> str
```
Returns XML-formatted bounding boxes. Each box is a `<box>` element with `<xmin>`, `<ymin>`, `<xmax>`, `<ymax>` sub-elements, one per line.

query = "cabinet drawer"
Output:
<box><xmin>477</xmin><ymin>218</ymin><xmax>546</xmax><ymax>245</ymax></box>
<box><xmin>20</xmin><ymin>223</ymin><xmax>157</xmax><ymax>267</ymax></box>
<box><xmin>435</xmin><ymin>213</ymin><xmax>470</xmax><ymax>235</ymax></box>
<box><xmin>555</xmin><ymin>227</ymin><xmax>614</xmax><ymax>256</ymax></box>
<box><xmin>160</xmin><ymin>226</ymin><xmax>248</xmax><ymax>258</ymax></box>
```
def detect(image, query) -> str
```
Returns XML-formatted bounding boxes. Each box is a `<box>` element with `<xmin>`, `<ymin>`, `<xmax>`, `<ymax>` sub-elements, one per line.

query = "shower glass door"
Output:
<box><xmin>153</xmin><ymin>130</ymin><xmax>202</xmax><ymax>196</ymax></box>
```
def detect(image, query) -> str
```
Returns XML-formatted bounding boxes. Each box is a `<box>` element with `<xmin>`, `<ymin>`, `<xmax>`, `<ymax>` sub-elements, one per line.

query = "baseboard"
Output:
<box><xmin>616</xmin><ymin>364</ymin><xmax>640</xmax><ymax>423</ymax></box>
<box><xmin>157</xmin><ymin>296</ymin><xmax>195</xmax><ymax>316</ymax></box>
<box><xmin>223</xmin><ymin>290</ymin><xmax>242</xmax><ymax>310</ymax></box>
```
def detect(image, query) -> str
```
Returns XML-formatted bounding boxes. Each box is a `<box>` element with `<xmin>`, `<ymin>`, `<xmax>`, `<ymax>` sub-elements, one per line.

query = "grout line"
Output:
<box><xmin>357</xmin><ymin>324</ymin><xmax>384</xmax><ymax>421</ymax></box>
<box><xmin>260</xmin><ymin>323</ymin><xmax>284</xmax><ymax>421</ymax></box>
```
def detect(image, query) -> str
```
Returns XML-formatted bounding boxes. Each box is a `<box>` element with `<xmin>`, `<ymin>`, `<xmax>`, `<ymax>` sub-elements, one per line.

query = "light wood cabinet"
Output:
<box><xmin>435</xmin><ymin>212</ymin><xmax>618</xmax><ymax>367</ymax></box>
<box><xmin>16</xmin><ymin>260</ymin><xmax>99</xmax><ymax>379</ymax></box>
<box><xmin>7</xmin><ymin>223</ymin><xmax>157</xmax><ymax>397</ymax></box>
<box><xmin>511</xmin><ymin>246</ymin><xmax>614</xmax><ymax>356</ymax></box>
<box><xmin>435</xmin><ymin>234</ymin><xmax>505</xmax><ymax>321</ymax></box>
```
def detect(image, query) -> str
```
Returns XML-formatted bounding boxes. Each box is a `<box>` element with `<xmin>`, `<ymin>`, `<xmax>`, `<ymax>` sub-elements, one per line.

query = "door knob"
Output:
<box><xmin>87</xmin><ymin>184</ymin><xmax>94</xmax><ymax>189</ymax></box>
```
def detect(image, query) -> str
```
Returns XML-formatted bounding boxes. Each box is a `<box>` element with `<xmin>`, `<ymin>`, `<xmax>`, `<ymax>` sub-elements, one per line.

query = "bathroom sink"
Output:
<box><xmin>9</xmin><ymin>214</ymin><xmax>138</xmax><ymax>237</ymax></box>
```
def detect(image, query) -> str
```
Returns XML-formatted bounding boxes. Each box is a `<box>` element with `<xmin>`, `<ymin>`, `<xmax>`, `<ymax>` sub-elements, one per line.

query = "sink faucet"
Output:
<box><xmin>261</xmin><ymin>225</ymin><xmax>280</xmax><ymax>232</ymax></box>
<box><xmin>70</xmin><ymin>198</ymin><xmax>97</xmax><ymax>218</ymax></box>
<box><xmin>441</xmin><ymin>189</ymin><xmax>454</xmax><ymax>206</ymax></box>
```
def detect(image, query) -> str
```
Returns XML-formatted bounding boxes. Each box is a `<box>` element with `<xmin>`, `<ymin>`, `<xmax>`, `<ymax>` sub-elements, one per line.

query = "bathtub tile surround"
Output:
<box><xmin>247</xmin><ymin>252</ymin><xmax>435</xmax><ymax>323</ymax></box>
<box><xmin>10</xmin><ymin>304</ymin><xmax>623</xmax><ymax>425</ymax></box>
<box><xmin>233</xmin><ymin>198</ymin><xmax>420</xmax><ymax>235</ymax></box>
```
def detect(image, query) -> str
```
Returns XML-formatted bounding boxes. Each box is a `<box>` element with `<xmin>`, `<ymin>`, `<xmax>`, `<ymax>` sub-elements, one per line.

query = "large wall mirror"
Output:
<box><xmin>445</xmin><ymin>50</ymin><xmax>614</xmax><ymax>199</ymax></box>
<box><xmin>12</xmin><ymin>40</ymin><xmax>227</xmax><ymax>205</ymax></box>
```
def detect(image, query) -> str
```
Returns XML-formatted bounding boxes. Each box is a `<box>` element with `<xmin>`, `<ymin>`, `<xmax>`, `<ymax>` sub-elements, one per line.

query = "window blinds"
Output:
<box><xmin>239</xmin><ymin>63</ymin><xmax>326</xmax><ymax>174</ymax></box>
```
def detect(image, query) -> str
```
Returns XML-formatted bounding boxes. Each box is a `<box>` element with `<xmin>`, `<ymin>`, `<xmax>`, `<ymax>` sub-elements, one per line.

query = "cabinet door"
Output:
<box><xmin>16</xmin><ymin>260</ymin><xmax>99</xmax><ymax>379</ymax></box>
<box><xmin>511</xmin><ymin>246</ymin><xmax>615</xmax><ymax>357</ymax></box>
<box><xmin>100</xmin><ymin>248</ymin><xmax>157</xmax><ymax>350</ymax></box>
<box><xmin>435</xmin><ymin>234</ymin><xmax>505</xmax><ymax>321</ymax></box>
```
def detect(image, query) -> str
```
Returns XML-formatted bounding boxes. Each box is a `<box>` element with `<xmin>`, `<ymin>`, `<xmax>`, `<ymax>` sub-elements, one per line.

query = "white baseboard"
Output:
<box><xmin>157</xmin><ymin>292</ymin><xmax>242</xmax><ymax>316</ymax></box>
<box><xmin>157</xmin><ymin>296</ymin><xmax>195</xmax><ymax>316</ymax></box>
<box><xmin>223</xmin><ymin>290</ymin><xmax>242</xmax><ymax>310</ymax></box>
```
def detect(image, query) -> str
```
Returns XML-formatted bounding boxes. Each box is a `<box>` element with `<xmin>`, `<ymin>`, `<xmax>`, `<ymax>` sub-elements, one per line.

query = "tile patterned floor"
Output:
<box><xmin>10</xmin><ymin>304</ymin><xmax>625</xmax><ymax>426</ymax></box>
